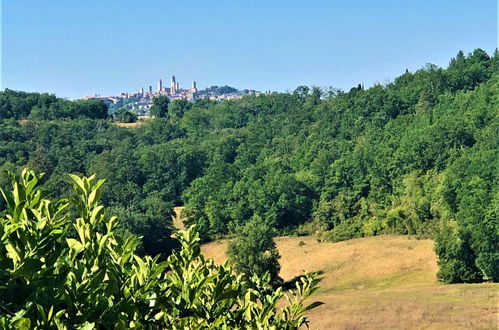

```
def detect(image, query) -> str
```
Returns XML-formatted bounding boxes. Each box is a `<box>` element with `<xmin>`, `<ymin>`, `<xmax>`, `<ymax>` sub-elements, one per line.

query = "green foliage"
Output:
<box><xmin>321</xmin><ymin>220</ymin><xmax>362</xmax><ymax>243</ymax></box>
<box><xmin>375</xmin><ymin>170</ymin><xmax>445</xmax><ymax>237</ymax></box>
<box><xmin>0</xmin><ymin>49</ymin><xmax>497</xmax><ymax>284</ymax></box>
<box><xmin>114</xmin><ymin>107</ymin><xmax>138</xmax><ymax>123</ymax></box>
<box><xmin>149</xmin><ymin>96</ymin><xmax>169</xmax><ymax>118</ymax></box>
<box><xmin>227</xmin><ymin>215</ymin><xmax>282</xmax><ymax>287</ymax></box>
<box><xmin>434</xmin><ymin>223</ymin><xmax>482</xmax><ymax>283</ymax></box>
<box><xmin>168</xmin><ymin>99</ymin><xmax>192</xmax><ymax>120</ymax></box>
<box><xmin>203</xmin><ymin>85</ymin><xmax>238</xmax><ymax>96</ymax></box>
<box><xmin>0</xmin><ymin>169</ymin><xmax>322</xmax><ymax>328</ymax></box>
<box><xmin>434</xmin><ymin>139</ymin><xmax>499</xmax><ymax>282</ymax></box>
<box><xmin>0</xmin><ymin>89</ymin><xmax>109</xmax><ymax>120</ymax></box>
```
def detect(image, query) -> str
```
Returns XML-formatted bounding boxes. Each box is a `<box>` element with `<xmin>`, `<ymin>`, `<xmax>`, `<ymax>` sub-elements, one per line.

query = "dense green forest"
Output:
<box><xmin>0</xmin><ymin>49</ymin><xmax>497</xmax><ymax>282</ymax></box>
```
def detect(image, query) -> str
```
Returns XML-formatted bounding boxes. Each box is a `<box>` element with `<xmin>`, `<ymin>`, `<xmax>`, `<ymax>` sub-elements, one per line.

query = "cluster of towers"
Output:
<box><xmin>151</xmin><ymin>75</ymin><xmax>197</xmax><ymax>97</ymax></box>
<box><xmin>85</xmin><ymin>75</ymin><xmax>201</xmax><ymax>110</ymax></box>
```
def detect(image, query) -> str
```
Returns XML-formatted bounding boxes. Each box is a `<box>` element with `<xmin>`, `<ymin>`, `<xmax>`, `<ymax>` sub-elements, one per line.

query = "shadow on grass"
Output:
<box><xmin>281</xmin><ymin>270</ymin><xmax>325</xmax><ymax>290</ymax></box>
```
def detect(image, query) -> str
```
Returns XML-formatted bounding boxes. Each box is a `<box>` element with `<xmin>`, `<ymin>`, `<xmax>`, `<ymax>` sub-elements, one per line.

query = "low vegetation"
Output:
<box><xmin>0</xmin><ymin>169</ymin><xmax>321</xmax><ymax>328</ymax></box>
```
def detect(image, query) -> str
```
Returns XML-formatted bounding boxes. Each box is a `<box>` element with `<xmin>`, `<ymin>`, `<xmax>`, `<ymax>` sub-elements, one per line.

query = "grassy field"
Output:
<box><xmin>115</xmin><ymin>122</ymin><xmax>142</xmax><ymax>128</ymax></box>
<box><xmin>202</xmin><ymin>235</ymin><xmax>498</xmax><ymax>329</ymax></box>
<box><xmin>115</xmin><ymin>116</ymin><xmax>152</xmax><ymax>128</ymax></box>
<box><xmin>172</xmin><ymin>206</ymin><xmax>186</xmax><ymax>231</ymax></box>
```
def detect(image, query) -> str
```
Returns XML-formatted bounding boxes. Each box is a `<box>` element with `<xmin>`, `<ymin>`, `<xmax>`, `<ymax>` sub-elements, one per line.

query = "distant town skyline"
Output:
<box><xmin>2</xmin><ymin>0</ymin><xmax>497</xmax><ymax>99</ymax></box>
<box><xmin>84</xmin><ymin>74</ymin><xmax>258</xmax><ymax>114</ymax></box>
<box><xmin>86</xmin><ymin>74</ymin><xmax>199</xmax><ymax>98</ymax></box>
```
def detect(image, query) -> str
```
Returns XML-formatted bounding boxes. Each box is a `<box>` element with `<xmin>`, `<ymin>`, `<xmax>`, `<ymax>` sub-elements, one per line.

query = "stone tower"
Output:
<box><xmin>170</xmin><ymin>75</ymin><xmax>176</xmax><ymax>94</ymax></box>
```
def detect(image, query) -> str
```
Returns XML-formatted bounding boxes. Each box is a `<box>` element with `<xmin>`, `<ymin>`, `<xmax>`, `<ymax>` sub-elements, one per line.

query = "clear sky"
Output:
<box><xmin>2</xmin><ymin>0</ymin><xmax>498</xmax><ymax>99</ymax></box>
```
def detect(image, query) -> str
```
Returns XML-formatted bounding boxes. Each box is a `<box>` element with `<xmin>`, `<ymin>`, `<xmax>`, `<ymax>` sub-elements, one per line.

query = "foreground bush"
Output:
<box><xmin>0</xmin><ymin>169</ymin><xmax>321</xmax><ymax>329</ymax></box>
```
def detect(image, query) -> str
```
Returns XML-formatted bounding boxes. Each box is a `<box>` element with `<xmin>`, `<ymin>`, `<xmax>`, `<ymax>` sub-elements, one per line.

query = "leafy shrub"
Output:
<box><xmin>434</xmin><ymin>145</ymin><xmax>499</xmax><ymax>283</ymax></box>
<box><xmin>434</xmin><ymin>223</ymin><xmax>482</xmax><ymax>283</ymax></box>
<box><xmin>321</xmin><ymin>220</ymin><xmax>362</xmax><ymax>243</ymax></box>
<box><xmin>361</xmin><ymin>216</ymin><xmax>386</xmax><ymax>236</ymax></box>
<box><xmin>227</xmin><ymin>215</ymin><xmax>282</xmax><ymax>287</ymax></box>
<box><xmin>114</xmin><ymin>108</ymin><xmax>138</xmax><ymax>123</ymax></box>
<box><xmin>0</xmin><ymin>169</ymin><xmax>322</xmax><ymax>328</ymax></box>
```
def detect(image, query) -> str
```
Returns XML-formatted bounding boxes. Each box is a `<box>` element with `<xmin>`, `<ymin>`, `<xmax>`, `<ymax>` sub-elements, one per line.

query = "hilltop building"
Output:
<box><xmin>170</xmin><ymin>75</ymin><xmax>177</xmax><ymax>94</ymax></box>
<box><xmin>83</xmin><ymin>73</ymin><xmax>255</xmax><ymax>114</ymax></box>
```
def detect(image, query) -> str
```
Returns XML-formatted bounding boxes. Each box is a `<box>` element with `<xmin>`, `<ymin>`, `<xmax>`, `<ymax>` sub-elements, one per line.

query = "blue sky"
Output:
<box><xmin>2</xmin><ymin>0</ymin><xmax>497</xmax><ymax>99</ymax></box>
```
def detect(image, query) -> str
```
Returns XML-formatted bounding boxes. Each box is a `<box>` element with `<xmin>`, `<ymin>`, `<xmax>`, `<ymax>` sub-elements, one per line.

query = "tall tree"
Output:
<box><xmin>227</xmin><ymin>215</ymin><xmax>282</xmax><ymax>287</ymax></box>
<box><xmin>150</xmin><ymin>96</ymin><xmax>169</xmax><ymax>118</ymax></box>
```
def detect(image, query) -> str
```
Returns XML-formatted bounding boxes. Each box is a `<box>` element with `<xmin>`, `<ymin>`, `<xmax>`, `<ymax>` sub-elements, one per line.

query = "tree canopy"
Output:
<box><xmin>228</xmin><ymin>215</ymin><xmax>282</xmax><ymax>287</ymax></box>
<box><xmin>0</xmin><ymin>48</ymin><xmax>497</xmax><ymax>283</ymax></box>
<box><xmin>149</xmin><ymin>96</ymin><xmax>169</xmax><ymax>118</ymax></box>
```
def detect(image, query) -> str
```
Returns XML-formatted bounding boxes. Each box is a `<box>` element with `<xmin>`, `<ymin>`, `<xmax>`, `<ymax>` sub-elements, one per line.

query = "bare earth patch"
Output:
<box><xmin>201</xmin><ymin>235</ymin><xmax>499</xmax><ymax>329</ymax></box>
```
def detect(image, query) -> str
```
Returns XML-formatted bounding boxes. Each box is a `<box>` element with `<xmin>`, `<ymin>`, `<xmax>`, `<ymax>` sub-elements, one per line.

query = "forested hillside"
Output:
<box><xmin>0</xmin><ymin>49</ymin><xmax>497</xmax><ymax>282</ymax></box>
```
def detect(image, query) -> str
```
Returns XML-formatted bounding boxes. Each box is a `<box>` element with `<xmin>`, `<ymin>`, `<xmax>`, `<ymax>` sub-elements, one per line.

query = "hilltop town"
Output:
<box><xmin>83</xmin><ymin>75</ymin><xmax>260</xmax><ymax>114</ymax></box>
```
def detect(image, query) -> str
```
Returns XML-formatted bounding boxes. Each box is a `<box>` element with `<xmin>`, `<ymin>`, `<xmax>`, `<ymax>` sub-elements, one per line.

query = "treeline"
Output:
<box><xmin>202</xmin><ymin>85</ymin><xmax>239</xmax><ymax>96</ymax></box>
<box><xmin>0</xmin><ymin>90</ymin><xmax>108</xmax><ymax>120</ymax></box>
<box><xmin>0</xmin><ymin>49</ymin><xmax>497</xmax><ymax>282</ymax></box>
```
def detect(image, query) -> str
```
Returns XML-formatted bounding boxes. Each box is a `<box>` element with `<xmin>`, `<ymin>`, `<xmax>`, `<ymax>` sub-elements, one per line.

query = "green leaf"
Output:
<box><xmin>36</xmin><ymin>304</ymin><xmax>47</xmax><ymax>323</ymax></box>
<box><xmin>304</xmin><ymin>301</ymin><xmax>324</xmax><ymax>312</ymax></box>
<box><xmin>77</xmin><ymin>321</ymin><xmax>95</xmax><ymax>330</ymax></box>
<box><xmin>14</xmin><ymin>258</ymin><xmax>43</xmax><ymax>276</ymax></box>
<box><xmin>12</xmin><ymin>317</ymin><xmax>31</xmax><ymax>329</ymax></box>
<box><xmin>67</xmin><ymin>238</ymin><xmax>84</xmax><ymax>254</ymax></box>
<box><xmin>218</xmin><ymin>289</ymin><xmax>239</xmax><ymax>301</ymax></box>
<box><xmin>69</xmin><ymin>174</ymin><xmax>87</xmax><ymax>195</ymax></box>
<box><xmin>90</xmin><ymin>205</ymin><xmax>104</xmax><ymax>225</ymax></box>
<box><xmin>88</xmin><ymin>188</ymin><xmax>98</xmax><ymax>207</ymax></box>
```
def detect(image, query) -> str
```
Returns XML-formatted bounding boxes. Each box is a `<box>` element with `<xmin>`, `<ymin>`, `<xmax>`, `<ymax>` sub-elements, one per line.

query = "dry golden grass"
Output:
<box><xmin>172</xmin><ymin>206</ymin><xmax>186</xmax><ymax>231</ymax></box>
<box><xmin>115</xmin><ymin>122</ymin><xmax>141</xmax><ymax>128</ymax></box>
<box><xmin>201</xmin><ymin>235</ymin><xmax>499</xmax><ymax>329</ymax></box>
<box><xmin>115</xmin><ymin>116</ymin><xmax>152</xmax><ymax>128</ymax></box>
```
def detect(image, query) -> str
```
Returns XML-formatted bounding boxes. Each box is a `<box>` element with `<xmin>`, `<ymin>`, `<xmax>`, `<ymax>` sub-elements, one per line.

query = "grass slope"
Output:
<box><xmin>202</xmin><ymin>235</ymin><xmax>498</xmax><ymax>329</ymax></box>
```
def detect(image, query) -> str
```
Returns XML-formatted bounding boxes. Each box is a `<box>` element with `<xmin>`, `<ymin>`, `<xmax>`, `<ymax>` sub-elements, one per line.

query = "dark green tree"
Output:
<box><xmin>114</xmin><ymin>107</ymin><xmax>138</xmax><ymax>123</ymax></box>
<box><xmin>150</xmin><ymin>96</ymin><xmax>169</xmax><ymax>118</ymax></box>
<box><xmin>227</xmin><ymin>215</ymin><xmax>282</xmax><ymax>287</ymax></box>
<box><xmin>168</xmin><ymin>99</ymin><xmax>192</xmax><ymax>119</ymax></box>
